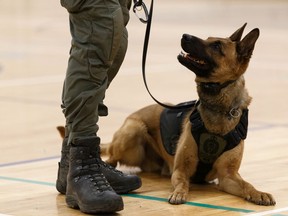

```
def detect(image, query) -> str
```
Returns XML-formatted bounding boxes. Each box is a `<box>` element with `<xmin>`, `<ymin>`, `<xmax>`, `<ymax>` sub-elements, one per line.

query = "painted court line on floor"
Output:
<box><xmin>0</xmin><ymin>177</ymin><xmax>250</xmax><ymax>213</ymax></box>
<box><xmin>0</xmin><ymin>175</ymin><xmax>253</xmax><ymax>213</ymax></box>
<box><xmin>123</xmin><ymin>193</ymin><xmax>254</xmax><ymax>213</ymax></box>
<box><xmin>0</xmin><ymin>120</ymin><xmax>286</xmax><ymax>169</ymax></box>
<box><xmin>0</xmin><ymin>65</ymin><xmax>173</xmax><ymax>88</ymax></box>
<box><xmin>0</xmin><ymin>75</ymin><xmax>64</xmax><ymax>88</ymax></box>
<box><xmin>0</xmin><ymin>156</ymin><xmax>60</xmax><ymax>168</ymax></box>
<box><xmin>1</xmin><ymin>175</ymin><xmax>287</xmax><ymax>216</ymax></box>
<box><xmin>0</xmin><ymin>176</ymin><xmax>55</xmax><ymax>187</ymax></box>
<box><xmin>246</xmin><ymin>207</ymin><xmax>288</xmax><ymax>216</ymax></box>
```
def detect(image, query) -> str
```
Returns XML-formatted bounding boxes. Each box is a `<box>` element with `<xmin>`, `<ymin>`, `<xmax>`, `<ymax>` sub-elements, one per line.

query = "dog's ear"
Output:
<box><xmin>237</xmin><ymin>28</ymin><xmax>260</xmax><ymax>59</ymax></box>
<box><xmin>230</xmin><ymin>23</ymin><xmax>247</xmax><ymax>42</ymax></box>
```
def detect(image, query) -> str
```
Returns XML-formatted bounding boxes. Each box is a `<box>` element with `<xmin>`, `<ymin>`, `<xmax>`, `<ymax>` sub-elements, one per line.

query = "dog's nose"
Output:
<box><xmin>182</xmin><ymin>34</ymin><xmax>192</xmax><ymax>41</ymax></box>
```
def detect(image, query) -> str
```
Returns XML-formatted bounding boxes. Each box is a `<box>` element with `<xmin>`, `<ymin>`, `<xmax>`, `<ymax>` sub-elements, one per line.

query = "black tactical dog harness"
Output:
<box><xmin>160</xmin><ymin>101</ymin><xmax>248</xmax><ymax>183</ymax></box>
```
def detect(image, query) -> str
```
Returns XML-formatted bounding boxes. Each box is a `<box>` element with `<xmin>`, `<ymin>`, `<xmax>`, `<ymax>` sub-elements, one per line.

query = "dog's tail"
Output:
<box><xmin>56</xmin><ymin>126</ymin><xmax>108</xmax><ymax>156</ymax></box>
<box><xmin>99</xmin><ymin>143</ymin><xmax>109</xmax><ymax>156</ymax></box>
<box><xmin>56</xmin><ymin>126</ymin><xmax>65</xmax><ymax>139</ymax></box>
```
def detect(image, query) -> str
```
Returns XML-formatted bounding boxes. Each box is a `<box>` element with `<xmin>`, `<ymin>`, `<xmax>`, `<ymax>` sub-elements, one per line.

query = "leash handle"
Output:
<box><xmin>135</xmin><ymin>0</ymin><xmax>194</xmax><ymax>110</ymax></box>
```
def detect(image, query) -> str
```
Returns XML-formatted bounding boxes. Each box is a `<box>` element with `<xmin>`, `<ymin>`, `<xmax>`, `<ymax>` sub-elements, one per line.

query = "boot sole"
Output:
<box><xmin>56</xmin><ymin>162</ymin><xmax>67</xmax><ymax>194</ymax></box>
<box><xmin>56</xmin><ymin>179</ymin><xmax>66</xmax><ymax>194</ymax></box>
<box><xmin>66</xmin><ymin>194</ymin><xmax>124</xmax><ymax>214</ymax></box>
<box><xmin>112</xmin><ymin>180</ymin><xmax>142</xmax><ymax>194</ymax></box>
<box><xmin>58</xmin><ymin>179</ymin><xmax>142</xmax><ymax>195</ymax></box>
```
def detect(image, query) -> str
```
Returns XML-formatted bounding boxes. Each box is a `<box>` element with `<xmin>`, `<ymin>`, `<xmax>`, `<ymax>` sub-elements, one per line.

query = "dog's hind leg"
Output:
<box><xmin>57</xmin><ymin>126</ymin><xmax>66</xmax><ymax>139</ymax></box>
<box><xmin>105</xmin><ymin>118</ymin><xmax>148</xmax><ymax>168</ymax></box>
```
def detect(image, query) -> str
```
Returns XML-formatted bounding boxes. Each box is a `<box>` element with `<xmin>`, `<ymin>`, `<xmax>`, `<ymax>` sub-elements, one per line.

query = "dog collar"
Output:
<box><xmin>198</xmin><ymin>80</ymin><xmax>236</xmax><ymax>95</ymax></box>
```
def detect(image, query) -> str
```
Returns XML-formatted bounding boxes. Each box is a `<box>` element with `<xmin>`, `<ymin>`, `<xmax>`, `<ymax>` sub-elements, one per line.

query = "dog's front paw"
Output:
<box><xmin>245</xmin><ymin>191</ymin><xmax>276</xmax><ymax>206</ymax></box>
<box><xmin>168</xmin><ymin>190</ymin><xmax>187</xmax><ymax>205</ymax></box>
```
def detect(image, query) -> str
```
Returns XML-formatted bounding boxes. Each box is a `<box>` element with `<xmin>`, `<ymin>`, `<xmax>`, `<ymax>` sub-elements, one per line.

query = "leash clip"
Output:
<box><xmin>133</xmin><ymin>0</ymin><xmax>148</xmax><ymax>23</ymax></box>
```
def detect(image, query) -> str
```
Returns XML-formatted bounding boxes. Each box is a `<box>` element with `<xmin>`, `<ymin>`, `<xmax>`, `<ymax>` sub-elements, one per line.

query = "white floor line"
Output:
<box><xmin>0</xmin><ymin>64</ymin><xmax>181</xmax><ymax>88</ymax></box>
<box><xmin>0</xmin><ymin>75</ymin><xmax>64</xmax><ymax>88</ymax></box>
<box><xmin>246</xmin><ymin>207</ymin><xmax>288</xmax><ymax>216</ymax></box>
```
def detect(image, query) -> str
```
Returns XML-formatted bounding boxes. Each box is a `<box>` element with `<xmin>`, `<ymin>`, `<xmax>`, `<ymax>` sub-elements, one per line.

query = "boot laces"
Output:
<box><xmin>81</xmin><ymin>162</ymin><xmax>112</xmax><ymax>192</ymax></box>
<box><xmin>91</xmin><ymin>149</ymin><xmax>124</xmax><ymax>176</ymax></box>
<box><xmin>99</xmin><ymin>160</ymin><xmax>124</xmax><ymax>176</ymax></box>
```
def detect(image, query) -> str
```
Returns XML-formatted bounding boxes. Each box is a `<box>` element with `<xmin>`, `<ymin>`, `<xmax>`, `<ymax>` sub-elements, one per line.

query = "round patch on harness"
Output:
<box><xmin>199</xmin><ymin>133</ymin><xmax>227</xmax><ymax>164</ymax></box>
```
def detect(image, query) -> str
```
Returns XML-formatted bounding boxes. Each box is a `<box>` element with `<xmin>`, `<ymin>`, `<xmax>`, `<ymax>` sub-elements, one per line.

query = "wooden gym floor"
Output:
<box><xmin>0</xmin><ymin>0</ymin><xmax>287</xmax><ymax>215</ymax></box>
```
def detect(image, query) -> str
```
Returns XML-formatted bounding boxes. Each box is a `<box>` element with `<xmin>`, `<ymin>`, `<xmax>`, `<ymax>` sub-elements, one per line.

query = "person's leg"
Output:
<box><xmin>98</xmin><ymin>27</ymin><xmax>128</xmax><ymax>116</ymax></box>
<box><xmin>60</xmin><ymin>0</ymin><xmax>125</xmax><ymax>213</ymax></box>
<box><xmin>63</xmin><ymin>0</ymin><xmax>131</xmax><ymax>140</ymax></box>
<box><xmin>99</xmin><ymin>0</ymin><xmax>131</xmax><ymax>116</ymax></box>
<box><xmin>56</xmin><ymin>0</ymin><xmax>141</xmax><ymax>213</ymax></box>
<box><xmin>107</xmin><ymin>0</ymin><xmax>131</xmax><ymax>86</ymax></box>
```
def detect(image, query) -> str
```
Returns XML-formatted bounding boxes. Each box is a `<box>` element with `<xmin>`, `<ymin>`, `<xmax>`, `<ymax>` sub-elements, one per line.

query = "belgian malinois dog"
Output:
<box><xmin>57</xmin><ymin>23</ymin><xmax>276</xmax><ymax>206</ymax></box>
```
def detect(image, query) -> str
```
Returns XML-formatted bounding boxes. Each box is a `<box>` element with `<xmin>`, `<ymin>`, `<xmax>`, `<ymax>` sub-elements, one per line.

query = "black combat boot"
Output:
<box><xmin>56</xmin><ymin>137</ymin><xmax>142</xmax><ymax>195</ymax></box>
<box><xmin>66</xmin><ymin>137</ymin><xmax>123</xmax><ymax>213</ymax></box>
<box><xmin>56</xmin><ymin>137</ymin><xmax>69</xmax><ymax>194</ymax></box>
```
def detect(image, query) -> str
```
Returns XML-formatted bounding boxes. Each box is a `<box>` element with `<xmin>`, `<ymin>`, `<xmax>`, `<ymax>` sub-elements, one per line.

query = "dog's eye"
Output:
<box><xmin>210</xmin><ymin>41</ymin><xmax>225</xmax><ymax>56</ymax></box>
<box><xmin>211</xmin><ymin>41</ymin><xmax>222</xmax><ymax>51</ymax></box>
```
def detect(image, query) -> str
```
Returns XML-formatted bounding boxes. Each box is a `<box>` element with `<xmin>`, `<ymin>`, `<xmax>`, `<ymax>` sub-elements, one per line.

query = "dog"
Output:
<box><xmin>57</xmin><ymin>23</ymin><xmax>276</xmax><ymax>206</ymax></box>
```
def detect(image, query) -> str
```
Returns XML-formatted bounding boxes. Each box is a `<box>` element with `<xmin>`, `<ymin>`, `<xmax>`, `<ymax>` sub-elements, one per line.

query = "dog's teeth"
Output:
<box><xmin>180</xmin><ymin>51</ymin><xmax>187</xmax><ymax>57</ymax></box>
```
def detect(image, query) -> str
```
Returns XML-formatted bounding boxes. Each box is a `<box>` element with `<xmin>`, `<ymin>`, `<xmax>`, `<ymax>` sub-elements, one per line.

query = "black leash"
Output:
<box><xmin>133</xmin><ymin>0</ymin><xmax>194</xmax><ymax>110</ymax></box>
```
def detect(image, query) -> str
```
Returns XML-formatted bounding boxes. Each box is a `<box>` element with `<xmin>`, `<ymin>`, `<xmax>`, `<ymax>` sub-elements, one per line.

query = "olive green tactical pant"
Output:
<box><xmin>61</xmin><ymin>0</ymin><xmax>131</xmax><ymax>144</ymax></box>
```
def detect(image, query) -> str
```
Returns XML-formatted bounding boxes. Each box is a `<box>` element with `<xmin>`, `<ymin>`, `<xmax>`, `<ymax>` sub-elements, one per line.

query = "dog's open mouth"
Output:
<box><xmin>179</xmin><ymin>51</ymin><xmax>207</xmax><ymax>66</ymax></box>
